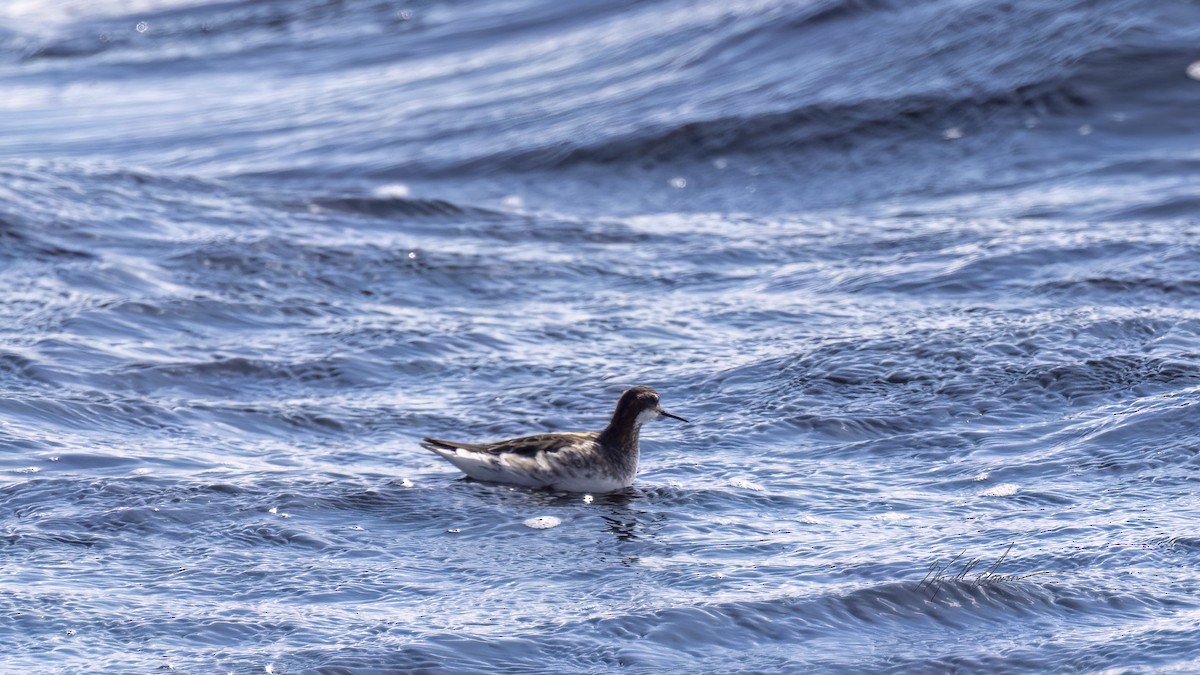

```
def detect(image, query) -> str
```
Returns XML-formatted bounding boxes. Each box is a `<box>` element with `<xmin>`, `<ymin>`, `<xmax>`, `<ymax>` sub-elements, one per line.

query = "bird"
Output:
<box><xmin>421</xmin><ymin>386</ymin><xmax>688</xmax><ymax>493</ymax></box>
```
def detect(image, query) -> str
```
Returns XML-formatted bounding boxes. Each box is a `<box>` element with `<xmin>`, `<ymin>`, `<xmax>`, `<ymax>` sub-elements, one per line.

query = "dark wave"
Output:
<box><xmin>0</xmin><ymin>216</ymin><xmax>95</xmax><ymax>261</ymax></box>
<box><xmin>311</xmin><ymin>196</ymin><xmax>495</xmax><ymax>219</ymax></box>
<box><xmin>301</xmin><ymin>579</ymin><xmax>1182</xmax><ymax>672</ymax></box>
<box><xmin>476</xmin><ymin>45</ymin><xmax>1192</xmax><ymax>174</ymax></box>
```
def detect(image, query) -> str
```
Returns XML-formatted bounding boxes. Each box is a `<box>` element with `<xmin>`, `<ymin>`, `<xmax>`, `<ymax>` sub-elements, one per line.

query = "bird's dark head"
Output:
<box><xmin>614</xmin><ymin>386</ymin><xmax>688</xmax><ymax>424</ymax></box>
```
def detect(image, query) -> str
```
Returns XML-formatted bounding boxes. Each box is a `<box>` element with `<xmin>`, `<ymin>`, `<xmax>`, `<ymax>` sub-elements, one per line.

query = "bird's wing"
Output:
<box><xmin>420</xmin><ymin>432</ymin><xmax>600</xmax><ymax>488</ymax></box>
<box><xmin>422</xmin><ymin>432</ymin><xmax>598</xmax><ymax>458</ymax></box>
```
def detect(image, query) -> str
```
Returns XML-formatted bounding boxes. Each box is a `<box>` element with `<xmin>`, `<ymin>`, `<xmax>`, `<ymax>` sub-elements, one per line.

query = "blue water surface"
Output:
<box><xmin>2</xmin><ymin>0</ymin><xmax>1200</xmax><ymax>671</ymax></box>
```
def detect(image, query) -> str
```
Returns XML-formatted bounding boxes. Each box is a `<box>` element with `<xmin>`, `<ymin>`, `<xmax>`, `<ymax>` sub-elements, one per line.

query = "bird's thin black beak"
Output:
<box><xmin>659</xmin><ymin>408</ymin><xmax>689</xmax><ymax>423</ymax></box>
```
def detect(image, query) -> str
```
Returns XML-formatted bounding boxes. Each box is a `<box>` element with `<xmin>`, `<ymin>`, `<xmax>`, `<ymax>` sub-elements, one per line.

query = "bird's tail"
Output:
<box><xmin>421</xmin><ymin>437</ymin><xmax>459</xmax><ymax>453</ymax></box>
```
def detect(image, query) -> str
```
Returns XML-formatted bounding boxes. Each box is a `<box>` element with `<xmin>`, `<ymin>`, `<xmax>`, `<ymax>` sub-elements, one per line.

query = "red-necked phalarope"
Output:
<box><xmin>421</xmin><ymin>386</ymin><xmax>688</xmax><ymax>493</ymax></box>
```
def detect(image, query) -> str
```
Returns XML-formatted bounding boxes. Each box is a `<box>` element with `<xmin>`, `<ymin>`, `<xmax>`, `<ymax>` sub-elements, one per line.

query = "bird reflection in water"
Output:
<box><xmin>601</xmin><ymin>513</ymin><xmax>640</xmax><ymax>542</ymax></box>
<box><xmin>592</xmin><ymin>489</ymin><xmax>664</xmax><ymax>567</ymax></box>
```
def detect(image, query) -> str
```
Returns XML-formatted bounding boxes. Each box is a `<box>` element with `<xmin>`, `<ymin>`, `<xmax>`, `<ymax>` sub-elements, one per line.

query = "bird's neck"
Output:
<box><xmin>599</xmin><ymin>412</ymin><xmax>642</xmax><ymax>454</ymax></box>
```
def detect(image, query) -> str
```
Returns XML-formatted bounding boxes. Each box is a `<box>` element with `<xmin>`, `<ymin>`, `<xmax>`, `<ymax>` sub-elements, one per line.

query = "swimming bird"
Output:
<box><xmin>421</xmin><ymin>386</ymin><xmax>688</xmax><ymax>493</ymax></box>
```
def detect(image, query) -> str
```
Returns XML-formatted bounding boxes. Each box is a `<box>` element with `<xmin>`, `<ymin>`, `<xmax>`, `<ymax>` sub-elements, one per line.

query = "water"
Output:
<box><xmin>2</xmin><ymin>0</ymin><xmax>1200</xmax><ymax>671</ymax></box>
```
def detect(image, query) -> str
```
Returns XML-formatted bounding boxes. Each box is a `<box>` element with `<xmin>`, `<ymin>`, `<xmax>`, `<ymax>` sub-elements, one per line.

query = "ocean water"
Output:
<box><xmin>2</xmin><ymin>0</ymin><xmax>1200</xmax><ymax>671</ymax></box>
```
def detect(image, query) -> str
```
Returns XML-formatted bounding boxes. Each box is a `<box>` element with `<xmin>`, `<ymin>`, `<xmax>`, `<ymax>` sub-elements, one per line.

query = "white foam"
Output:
<box><xmin>523</xmin><ymin>516</ymin><xmax>561</xmax><ymax>530</ymax></box>
<box><xmin>981</xmin><ymin>483</ymin><xmax>1019</xmax><ymax>497</ymax></box>
<box><xmin>730</xmin><ymin>478</ymin><xmax>765</xmax><ymax>491</ymax></box>
<box><xmin>374</xmin><ymin>183</ymin><xmax>411</xmax><ymax>198</ymax></box>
